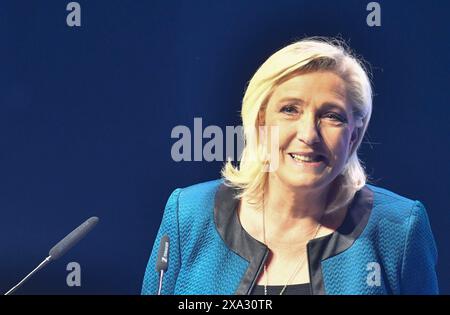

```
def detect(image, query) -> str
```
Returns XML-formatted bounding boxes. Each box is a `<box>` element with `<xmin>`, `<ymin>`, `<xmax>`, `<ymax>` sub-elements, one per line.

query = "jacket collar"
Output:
<box><xmin>213</xmin><ymin>182</ymin><xmax>374</xmax><ymax>295</ymax></box>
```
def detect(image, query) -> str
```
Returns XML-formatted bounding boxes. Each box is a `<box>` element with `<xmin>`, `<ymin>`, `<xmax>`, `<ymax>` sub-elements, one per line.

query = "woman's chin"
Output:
<box><xmin>273</xmin><ymin>173</ymin><xmax>329</xmax><ymax>191</ymax></box>
<box><xmin>269</xmin><ymin>161</ymin><xmax>335</xmax><ymax>190</ymax></box>
<box><xmin>288</xmin><ymin>179</ymin><xmax>325</xmax><ymax>190</ymax></box>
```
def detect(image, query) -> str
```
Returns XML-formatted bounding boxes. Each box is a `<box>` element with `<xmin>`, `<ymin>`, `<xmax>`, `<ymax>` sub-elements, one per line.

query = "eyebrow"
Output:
<box><xmin>277</xmin><ymin>97</ymin><xmax>347</xmax><ymax>111</ymax></box>
<box><xmin>277</xmin><ymin>97</ymin><xmax>305</xmax><ymax>105</ymax></box>
<box><xmin>321</xmin><ymin>102</ymin><xmax>347</xmax><ymax>112</ymax></box>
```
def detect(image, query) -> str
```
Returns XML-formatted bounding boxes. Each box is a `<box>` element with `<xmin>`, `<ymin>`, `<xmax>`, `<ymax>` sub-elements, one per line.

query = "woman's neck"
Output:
<box><xmin>261</xmin><ymin>175</ymin><xmax>347</xmax><ymax>239</ymax></box>
<box><xmin>265</xmin><ymin>175</ymin><xmax>330</xmax><ymax>222</ymax></box>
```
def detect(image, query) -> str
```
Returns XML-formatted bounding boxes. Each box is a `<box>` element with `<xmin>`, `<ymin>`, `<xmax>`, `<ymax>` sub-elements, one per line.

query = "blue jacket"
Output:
<box><xmin>141</xmin><ymin>179</ymin><xmax>439</xmax><ymax>295</ymax></box>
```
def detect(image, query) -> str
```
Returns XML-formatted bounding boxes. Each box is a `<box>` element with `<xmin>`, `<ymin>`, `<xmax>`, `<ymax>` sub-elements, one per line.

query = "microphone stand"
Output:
<box><xmin>157</xmin><ymin>270</ymin><xmax>164</xmax><ymax>295</ymax></box>
<box><xmin>4</xmin><ymin>256</ymin><xmax>52</xmax><ymax>295</ymax></box>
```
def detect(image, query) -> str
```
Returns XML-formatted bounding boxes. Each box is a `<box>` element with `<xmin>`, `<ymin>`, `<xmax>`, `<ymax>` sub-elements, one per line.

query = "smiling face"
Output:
<box><xmin>261</xmin><ymin>71</ymin><xmax>359</xmax><ymax>192</ymax></box>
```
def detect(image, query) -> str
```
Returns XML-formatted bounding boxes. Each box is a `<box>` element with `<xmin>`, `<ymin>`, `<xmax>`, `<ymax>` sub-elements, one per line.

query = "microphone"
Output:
<box><xmin>4</xmin><ymin>216</ymin><xmax>99</xmax><ymax>295</ymax></box>
<box><xmin>155</xmin><ymin>235</ymin><xmax>169</xmax><ymax>295</ymax></box>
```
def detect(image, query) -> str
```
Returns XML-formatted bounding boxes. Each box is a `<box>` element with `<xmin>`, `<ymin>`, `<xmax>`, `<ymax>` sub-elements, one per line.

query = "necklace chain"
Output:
<box><xmin>262</xmin><ymin>192</ymin><xmax>322</xmax><ymax>295</ymax></box>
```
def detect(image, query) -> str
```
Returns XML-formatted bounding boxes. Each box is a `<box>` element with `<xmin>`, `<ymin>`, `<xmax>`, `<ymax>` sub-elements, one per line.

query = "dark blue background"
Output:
<box><xmin>0</xmin><ymin>0</ymin><xmax>448</xmax><ymax>294</ymax></box>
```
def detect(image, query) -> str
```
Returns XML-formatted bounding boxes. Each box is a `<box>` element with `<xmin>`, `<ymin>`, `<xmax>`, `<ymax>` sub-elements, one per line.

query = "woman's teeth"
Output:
<box><xmin>290</xmin><ymin>153</ymin><xmax>323</xmax><ymax>163</ymax></box>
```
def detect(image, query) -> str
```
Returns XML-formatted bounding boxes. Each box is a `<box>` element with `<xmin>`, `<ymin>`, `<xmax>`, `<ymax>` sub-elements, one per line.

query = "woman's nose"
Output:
<box><xmin>296</xmin><ymin>114</ymin><xmax>321</xmax><ymax>145</ymax></box>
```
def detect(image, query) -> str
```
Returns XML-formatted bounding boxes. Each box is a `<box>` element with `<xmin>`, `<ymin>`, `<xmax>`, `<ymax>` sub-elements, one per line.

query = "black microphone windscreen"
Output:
<box><xmin>48</xmin><ymin>216</ymin><xmax>99</xmax><ymax>260</ymax></box>
<box><xmin>156</xmin><ymin>235</ymin><xmax>169</xmax><ymax>272</ymax></box>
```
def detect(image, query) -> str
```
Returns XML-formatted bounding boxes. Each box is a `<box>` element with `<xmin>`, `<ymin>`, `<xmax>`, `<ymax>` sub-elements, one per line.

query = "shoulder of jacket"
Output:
<box><xmin>178</xmin><ymin>178</ymin><xmax>223</xmax><ymax>202</ymax></box>
<box><xmin>365</xmin><ymin>183</ymin><xmax>424</xmax><ymax>225</ymax></box>
<box><xmin>175</xmin><ymin>178</ymin><xmax>224</xmax><ymax>218</ymax></box>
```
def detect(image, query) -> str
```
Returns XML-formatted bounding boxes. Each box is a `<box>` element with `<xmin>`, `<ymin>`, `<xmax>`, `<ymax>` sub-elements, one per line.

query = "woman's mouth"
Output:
<box><xmin>288</xmin><ymin>153</ymin><xmax>327</xmax><ymax>168</ymax></box>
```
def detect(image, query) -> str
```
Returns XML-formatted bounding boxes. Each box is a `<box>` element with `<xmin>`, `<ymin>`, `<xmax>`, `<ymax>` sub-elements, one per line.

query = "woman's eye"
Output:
<box><xmin>280</xmin><ymin>104</ymin><xmax>298</xmax><ymax>115</ymax></box>
<box><xmin>323</xmin><ymin>112</ymin><xmax>347</xmax><ymax>123</ymax></box>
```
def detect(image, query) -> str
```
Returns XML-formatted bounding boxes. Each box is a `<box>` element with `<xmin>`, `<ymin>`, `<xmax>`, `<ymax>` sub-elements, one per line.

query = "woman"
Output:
<box><xmin>141</xmin><ymin>37</ymin><xmax>439</xmax><ymax>295</ymax></box>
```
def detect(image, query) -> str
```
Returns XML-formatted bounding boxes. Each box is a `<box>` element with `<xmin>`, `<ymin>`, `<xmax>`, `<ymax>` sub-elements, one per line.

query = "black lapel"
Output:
<box><xmin>213</xmin><ymin>183</ymin><xmax>268</xmax><ymax>295</ymax></box>
<box><xmin>307</xmin><ymin>185</ymin><xmax>374</xmax><ymax>294</ymax></box>
<box><xmin>214</xmin><ymin>183</ymin><xmax>374</xmax><ymax>295</ymax></box>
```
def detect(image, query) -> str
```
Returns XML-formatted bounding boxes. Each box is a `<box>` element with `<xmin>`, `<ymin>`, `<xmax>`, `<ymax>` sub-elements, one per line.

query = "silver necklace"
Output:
<box><xmin>262</xmin><ymin>193</ymin><xmax>322</xmax><ymax>295</ymax></box>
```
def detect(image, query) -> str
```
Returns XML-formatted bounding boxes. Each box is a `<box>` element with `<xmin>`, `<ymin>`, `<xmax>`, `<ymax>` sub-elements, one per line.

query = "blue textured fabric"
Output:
<box><xmin>321</xmin><ymin>185</ymin><xmax>439</xmax><ymax>294</ymax></box>
<box><xmin>141</xmin><ymin>179</ymin><xmax>249</xmax><ymax>295</ymax></box>
<box><xmin>141</xmin><ymin>180</ymin><xmax>439</xmax><ymax>295</ymax></box>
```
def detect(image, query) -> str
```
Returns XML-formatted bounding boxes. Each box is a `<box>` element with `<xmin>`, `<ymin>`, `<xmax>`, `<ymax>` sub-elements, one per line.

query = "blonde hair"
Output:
<box><xmin>221</xmin><ymin>37</ymin><xmax>373</xmax><ymax>212</ymax></box>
